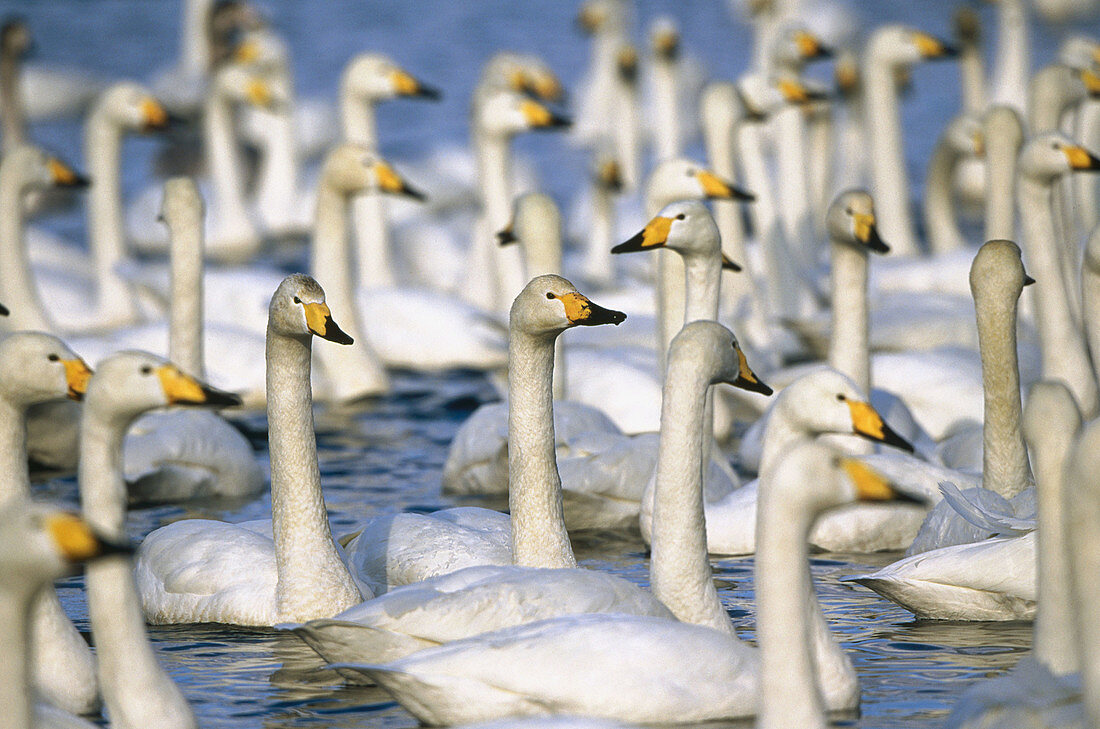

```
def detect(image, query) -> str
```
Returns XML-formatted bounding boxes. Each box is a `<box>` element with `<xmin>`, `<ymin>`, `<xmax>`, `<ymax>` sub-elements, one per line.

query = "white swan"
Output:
<box><xmin>0</xmin><ymin>501</ymin><xmax>129</xmax><ymax>729</ymax></box>
<box><xmin>332</xmin><ymin>441</ymin><xmax>919</xmax><ymax>726</ymax></box>
<box><xmin>572</xmin><ymin>0</ymin><xmax>631</xmax><ymax>147</ymax></box>
<box><xmin>135</xmin><ymin>275</ymin><xmax>367</xmax><ymax>626</ymax></box>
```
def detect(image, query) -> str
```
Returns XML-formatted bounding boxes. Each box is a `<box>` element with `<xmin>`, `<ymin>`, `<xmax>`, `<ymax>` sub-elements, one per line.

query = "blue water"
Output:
<box><xmin>8</xmin><ymin>0</ymin><xmax>1098</xmax><ymax>726</ymax></box>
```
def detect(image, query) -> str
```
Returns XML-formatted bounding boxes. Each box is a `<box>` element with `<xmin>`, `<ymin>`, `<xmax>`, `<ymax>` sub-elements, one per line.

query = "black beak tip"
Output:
<box><xmin>940</xmin><ymin>44</ymin><xmax>961</xmax><ymax>58</ymax></box>
<box><xmin>738</xmin><ymin>378</ymin><xmax>773</xmax><ymax>396</ymax></box>
<box><xmin>416</xmin><ymin>85</ymin><xmax>442</xmax><ymax>101</ymax></box>
<box><xmin>611</xmin><ymin>231</ymin><xmax>645</xmax><ymax>255</ymax></box>
<box><xmin>548</xmin><ymin>114</ymin><xmax>573</xmax><ymax>129</ymax></box>
<box><xmin>0</xmin><ymin>302</ymin><xmax>8</xmax><ymax>316</ymax></box>
<box><xmin>880</xmin><ymin>425</ymin><xmax>915</xmax><ymax>454</ymax></box>
<box><xmin>65</xmin><ymin>174</ymin><xmax>91</xmax><ymax>189</ymax></box>
<box><xmin>322</xmin><ymin>317</ymin><xmax>355</xmax><ymax>345</ymax></box>
<box><xmin>733</xmin><ymin>188</ymin><xmax>756</xmax><ymax>202</ymax></box>
<box><xmin>497</xmin><ymin>230</ymin><xmax>518</xmax><ymax>246</ymax></box>
<box><xmin>401</xmin><ymin>184</ymin><xmax>428</xmax><ymax>202</ymax></box>
<box><xmin>817</xmin><ymin>46</ymin><xmax>835</xmax><ymax>59</ymax></box>
<box><xmin>201</xmin><ymin>386</ymin><xmax>243</xmax><ymax>409</ymax></box>
<box><xmin>1023</xmin><ymin>274</ymin><xmax>1036</xmax><ymax>287</ymax></box>
<box><xmin>722</xmin><ymin>259</ymin><xmax>743</xmax><ymax>273</ymax></box>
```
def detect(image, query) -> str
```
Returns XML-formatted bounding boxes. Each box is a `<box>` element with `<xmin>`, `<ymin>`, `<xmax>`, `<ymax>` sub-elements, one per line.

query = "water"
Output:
<box><xmin>7</xmin><ymin>0</ymin><xmax>1098</xmax><ymax>726</ymax></box>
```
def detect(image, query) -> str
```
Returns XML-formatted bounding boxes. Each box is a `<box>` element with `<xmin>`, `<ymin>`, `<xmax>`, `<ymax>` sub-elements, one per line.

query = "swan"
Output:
<box><xmin>850</xmin><ymin>380</ymin><xmax>1078</xmax><ymax>623</ymax></box>
<box><xmin>0</xmin><ymin>501</ymin><xmax>130</xmax><ymax>729</ymax></box>
<box><xmin>286</xmin><ymin>321</ymin><xmax>763</xmax><ymax>670</ymax></box>
<box><xmin>332</xmin><ymin>441</ymin><xmax>920</xmax><ymax>726</ymax></box>
<box><xmin>863</xmin><ymin>26</ymin><xmax>958</xmax><ymax>255</ymax></box>
<box><xmin>135</xmin><ymin>274</ymin><xmax>368</xmax><ymax>626</ymax></box>
<box><xmin>0</xmin><ymin>333</ymin><xmax>96</xmax><ymax>715</ymax></box>
<box><xmin>988</xmin><ymin>0</ymin><xmax>1030</xmax><ymax>113</ymax></box>
<box><xmin>572</xmin><ymin>0</ymin><xmax>631</xmax><ymax>147</ymax></box>
<box><xmin>341</xmin><ymin>275</ymin><xmax>627</xmax><ymax>594</ymax></box>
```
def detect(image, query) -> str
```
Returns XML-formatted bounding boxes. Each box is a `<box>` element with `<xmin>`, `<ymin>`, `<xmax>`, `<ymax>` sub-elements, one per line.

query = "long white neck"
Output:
<box><xmin>181</xmin><ymin>0</ymin><xmax>213</xmax><ymax>75</ymax></box>
<box><xmin>614</xmin><ymin>76</ymin><xmax>641</xmax><ymax>190</ymax></box>
<box><xmin>253</xmin><ymin>100</ymin><xmax>302</xmax><ymax>236</ymax></box>
<box><xmin>352</xmin><ymin>193</ymin><xmax>395</xmax><ymax>289</ymax></box>
<box><xmin>341</xmin><ymin>89</ymin><xmax>377</xmax><ymax>151</ymax></box>
<box><xmin>829</xmin><ymin>243</ymin><xmax>870</xmax><ymax>394</ymax></box>
<box><xmin>755</xmin><ymin>488</ymin><xmax>828</xmax><ymax>729</ymax></box>
<box><xmin>1018</xmin><ymin>175</ymin><xmax>1099</xmax><ymax>415</ymax></box>
<box><xmin>309</xmin><ymin>182</ymin><xmax>389</xmax><ymax>401</ymax></box>
<box><xmin>203</xmin><ymin>87</ymin><xmax>256</xmax><ymax>253</ymax></box>
<box><xmin>1073</xmin><ymin>99</ymin><xmax>1100</xmax><ymax>232</ymax></box>
<box><xmin>0</xmin><ymin>166</ymin><xmax>51</xmax><ymax>332</ymax></box>
<box><xmin>0</xmin><ymin>397</ymin><xmax>29</xmax><ymax>500</ymax></box>
<box><xmin>649</xmin><ymin>352</ymin><xmax>733</xmax><ymax>634</ymax></box>
<box><xmin>583</xmin><ymin>183</ymin><xmax>616</xmax><ymax>286</ymax></box>
<box><xmin>478</xmin><ymin>130</ymin><xmax>526</xmax><ymax>314</ymax></box>
<box><xmin>0</xmin><ymin>51</ymin><xmax>24</xmax><ymax>155</ymax></box>
<box><xmin>959</xmin><ymin>38</ymin><xmax>986</xmax><ymax>115</ymax></box>
<box><xmin>973</xmin><ymin>269</ymin><xmax>1030</xmax><ymax>499</ymax></box>
<box><xmin>1083</xmin><ymin>228</ymin><xmax>1100</xmax><ymax>387</ymax></box>
<box><xmin>807</xmin><ymin>107</ymin><xmax>835</xmax><ymax>240</ymax></box>
<box><xmin>80</xmin><ymin>402</ymin><xmax>196</xmax><ymax>729</ymax></box>
<box><xmin>266</xmin><ymin>325</ymin><xmax>363</xmax><ymax>621</ymax></box>
<box><xmin>0</xmin><ymin>581</ymin><xmax>36</xmax><ymax>729</ymax></box>
<box><xmin>864</xmin><ymin>51</ymin><xmax>920</xmax><ymax>256</ymax></box>
<box><xmin>507</xmin><ymin>328</ymin><xmax>575</xmax><ymax>569</ymax></box>
<box><xmin>984</xmin><ymin>107</ymin><xmax>1023</xmax><ymax>242</ymax></box>
<box><xmin>923</xmin><ymin>131</ymin><xmax>968</xmax><ymax>254</ymax></box>
<box><xmin>167</xmin><ymin>195</ymin><xmax>205</xmax><ymax>379</ymax></box>
<box><xmin>990</xmin><ymin>0</ymin><xmax>1030</xmax><ymax>112</ymax></box>
<box><xmin>774</xmin><ymin>104</ymin><xmax>817</xmax><ymax>269</ymax></box>
<box><xmin>652</xmin><ymin>59</ymin><xmax>680</xmax><ymax>162</ymax></box>
<box><xmin>1065</xmin><ymin>424</ymin><xmax>1100</xmax><ymax>727</ymax></box>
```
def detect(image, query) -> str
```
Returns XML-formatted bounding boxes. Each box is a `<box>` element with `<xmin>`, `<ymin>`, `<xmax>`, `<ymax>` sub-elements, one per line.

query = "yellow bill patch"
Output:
<box><xmin>598</xmin><ymin>159</ymin><xmax>621</xmax><ymax>187</ymax></box>
<box><xmin>48</xmin><ymin>158</ymin><xmax>79</xmax><ymax>186</ymax></box>
<box><xmin>640</xmin><ymin>216</ymin><xmax>673</xmax><ymax>248</ymax></box>
<box><xmin>835</xmin><ymin>61</ymin><xmax>858</xmax><ymax>92</ymax></box>
<box><xmin>375</xmin><ymin>161</ymin><xmax>405</xmax><ymax>194</ymax></box>
<box><xmin>653</xmin><ymin>29</ymin><xmax>679</xmax><ymax>55</ymax></box>
<box><xmin>853</xmin><ymin>213</ymin><xmax>875</xmax><ymax>243</ymax></box>
<box><xmin>63</xmin><ymin>358</ymin><xmax>92</xmax><ymax>400</ymax></box>
<box><xmin>847</xmin><ymin>400</ymin><xmax>887</xmax><ymax>440</ymax></box>
<box><xmin>47</xmin><ymin>513</ymin><xmax>102</xmax><ymax>562</ymax></box>
<box><xmin>532</xmin><ymin>72</ymin><xmax>563</xmax><ymax>101</ymax></box>
<box><xmin>234</xmin><ymin>39</ymin><xmax>261</xmax><ymax>64</ymax></box>
<box><xmin>1065</xmin><ymin>146</ymin><xmax>1097</xmax><ymax>170</ymax></box>
<box><xmin>303</xmin><ymin>301</ymin><xmax>334</xmax><ymax>337</ymax></box>
<box><xmin>392</xmin><ymin>69</ymin><xmax>420</xmax><ymax>96</ymax></box>
<box><xmin>840</xmin><ymin>459</ymin><xmax>897</xmax><ymax>502</ymax></box>
<box><xmin>156</xmin><ymin>365</ymin><xmax>207</xmax><ymax>405</ymax></box>
<box><xmin>246</xmin><ymin>78</ymin><xmax>271</xmax><ymax>107</ymax></box>
<box><xmin>696</xmin><ymin>170</ymin><xmax>734</xmax><ymax>199</ymax></box>
<box><xmin>794</xmin><ymin>31</ymin><xmax>822</xmax><ymax>58</ymax></box>
<box><xmin>914</xmin><ymin>32</ymin><xmax>948</xmax><ymax>58</ymax></box>
<box><xmin>972</xmin><ymin>130</ymin><xmax>985</xmax><ymax>156</ymax></box>
<box><xmin>557</xmin><ymin>292</ymin><xmax>596</xmax><ymax>324</ymax></box>
<box><xmin>778</xmin><ymin>78</ymin><xmax>811</xmax><ymax>103</ymax></box>
<box><xmin>521</xmin><ymin>99</ymin><xmax>554</xmax><ymax>127</ymax></box>
<box><xmin>1082</xmin><ymin>68</ymin><xmax>1100</xmax><ymax>95</ymax></box>
<box><xmin>736</xmin><ymin>347</ymin><xmax>760</xmax><ymax>385</ymax></box>
<box><xmin>141</xmin><ymin>97</ymin><xmax>168</xmax><ymax>129</ymax></box>
<box><xmin>509</xmin><ymin>69</ymin><xmax>527</xmax><ymax>93</ymax></box>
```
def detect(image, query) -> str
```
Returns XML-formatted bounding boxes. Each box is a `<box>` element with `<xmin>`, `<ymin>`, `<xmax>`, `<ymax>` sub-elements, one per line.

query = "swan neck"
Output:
<box><xmin>508</xmin><ymin>328</ymin><xmax>574</xmax><ymax>569</ymax></box>
<box><xmin>0</xmin><ymin>398</ymin><xmax>30</xmax><ymax>501</ymax></box>
<box><xmin>613</xmin><ymin>78</ymin><xmax>641</xmax><ymax>189</ymax></box>
<box><xmin>829</xmin><ymin>242</ymin><xmax>871</xmax><ymax>393</ymax></box>
<box><xmin>864</xmin><ymin>57</ymin><xmax>918</xmax><ymax>255</ymax></box>
<box><xmin>652</xmin><ymin>59</ymin><xmax>680</xmax><ymax>161</ymax></box>
<box><xmin>1066</xmin><ymin>456</ymin><xmax>1100</xmax><ymax>726</ymax></box>
<box><xmin>703</xmin><ymin>108</ymin><xmax>748</xmax><ymax>259</ymax></box>
<box><xmin>253</xmin><ymin>104</ymin><xmax>300</xmax><ymax>231</ymax></box>
<box><xmin>182</xmin><ymin>0</ymin><xmax>212</xmax><ymax>74</ymax></box>
<box><xmin>353</xmin><ymin>194</ymin><xmax>395</xmax><ymax>289</ymax></box>
<box><xmin>340</xmin><ymin>89</ymin><xmax>376</xmax><ymax>149</ymax></box>
<box><xmin>583</xmin><ymin>183</ymin><xmax>615</xmax><ymax>285</ymax></box>
<box><xmin>984</xmin><ymin>115</ymin><xmax>1022</xmax><ymax>242</ymax></box>
<box><xmin>0</xmin><ymin>165</ymin><xmax>51</xmax><ymax>332</ymax></box>
<box><xmin>959</xmin><ymin>44</ymin><xmax>986</xmax><ymax>115</ymax></box>
<box><xmin>311</xmin><ymin>183</ymin><xmax>365</xmax><ymax>344</ymax></box>
<box><xmin>991</xmin><ymin>0</ymin><xmax>1029</xmax><ymax>109</ymax></box>
<box><xmin>0</xmin><ymin>585</ymin><xmax>34</xmax><ymax>729</ymax></box>
<box><xmin>649</xmin><ymin>354</ymin><xmax>732</xmax><ymax>634</ymax></box>
<box><xmin>167</xmin><ymin>205</ymin><xmax>205</xmax><ymax>378</ymax></box>
<box><xmin>682</xmin><ymin>250</ymin><xmax>721</xmax><ymax>324</ymax></box>
<box><xmin>477</xmin><ymin>130</ymin><xmax>526</xmax><ymax>311</ymax></box>
<box><xmin>923</xmin><ymin>132</ymin><xmax>966</xmax><ymax>254</ymax></box>
<box><xmin>204</xmin><ymin>88</ymin><xmax>252</xmax><ymax>239</ymax></box>
<box><xmin>0</xmin><ymin>53</ymin><xmax>23</xmax><ymax>154</ymax></box>
<box><xmin>775</xmin><ymin>106</ymin><xmax>814</xmax><ymax>255</ymax></box>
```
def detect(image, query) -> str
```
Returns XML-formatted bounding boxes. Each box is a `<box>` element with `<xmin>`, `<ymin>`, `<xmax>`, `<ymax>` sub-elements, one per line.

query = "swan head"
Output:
<box><xmin>616</xmin><ymin>44</ymin><xmax>638</xmax><ymax>84</ymax></box>
<box><xmin>86</xmin><ymin>351</ymin><xmax>241</xmax><ymax>421</ymax></box>
<box><xmin>0</xmin><ymin>145</ymin><xmax>89</xmax><ymax>193</ymax></box>
<box><xmin>775</xmin><ymin>369</ymin><xmax>914</xmax><ymax>452</ymax></box>
<box><xmin>0</xmin><ymin>501</ymin><xmax>132</xmax><ymax>587</ymax></box>
<box><xmin>212</xmin><ymin>63</ymin><xmax>288</xmax><ymax>111</ymax></box>
<box><xmin>771</xmin><ymin>26</ymin><xmax>833</xmax><ymax>70</ymax></box>
<box><xmin>943</xmin><ymin>113</ymin><xmax>985</xmax><ymax>156</ymax></box>
<box><xmin>645</xmin><ymin>158</ymin><xmax>754</xmax><ymax>210</ymax></box>
<box><xmin>481</xmin><ymin>52</ymin><xmax>564</xmax><ymax>103</ymax></box>
<box><xmin>614</xmin><ymin>200</ymin><xmax>741</xmax><ymax>271</ymax></box>
<box><xmin>736</xmin><ymin>74</ymin><xmax>800</xmax><ymax>120</ymax></box>
<box><xmin>511</xmin><ymin>274</ymin><xmax>625</xmax><ymax>338</ymax></box>
<box><xmin>231</xmin><ymin>28</ymin><xmax>290</xmax><ymax>75</ymax></box>
<box><xmin>834</xmin><ymin>50</ymin><xmax>861</xmax><ymax>99</ymax></box>
<box><xmin>1019</xmin><ymin>132</ymin><xmax>1100</xmax><ymax>184</ymax></box>
<box><xmin>593</xmin><ymin>155</ymin><xmax>623</xmax><ymax>192</ymax></box>
<box><xmin>320</xmin><ymin>143</ymin><xmax>426</xmax><ymax>200</ymax></box>
<box><xmin>475</xmin><ymin>87</ymin><xmax>570</xmax><ymax>137</ymax></box>
<box><xmin>826</xmin><ymin>190</ymin><xmax>890</xmax><ymax>254</ymax></box>
<box><xmin>269</xmin><ymin>274</ymin><xmax>354</xmax><ymax>345</ymax></box>
<box><xmin>343</xmin><ymin>53</ymin><xmax>441</xmax><ymax>102</ymax></box>
<box><xmin>1059</xmin><ymin>35</ymin><xmax>1100</xmax><ymax>73</ymax></box>
<box><xmin>671</xmin><ymin>321</ymin><xmax>773</xmax><ymax>396</ymax></box>
<box><xmin>0</xmin><ymin>18</ymin><xmax>31</xmax><ymax>61</ymax></box>
<box><xmin>701</xmin><ymin>82</ymin><xmax>742</xmax><ymax>131</ymax></box>
<box><xmin>95</xmin><ymin>82</ymin><xmax>171</xmax><ymax>134</ymax></box>
<box><xmin>867</xmin><ymin>26</ymin><xmax>958</xmax><ymax>66</ymax></box>
<box><xmin>650</xmin><ymin>18</ymin><xmax>680</xmax><ymax>63</ymax></box>
<box><xmin>576</xmin><ymin>0</ymin><xmax>629</xmax><ymax>35</ymax></box>
<box><xmin>0</xmin><ymin>332</ymin><xmax>92</xmax><ymax>407</ymax></box>
<box><xmin>970</xmin><ymin>239</ymin><xmax>1034</xmax><ymax>300</ymax></box>
<box><xmin>499</xmin><ymin>193</ymin><xmax>561</xmax><ymax>254</ymax></box>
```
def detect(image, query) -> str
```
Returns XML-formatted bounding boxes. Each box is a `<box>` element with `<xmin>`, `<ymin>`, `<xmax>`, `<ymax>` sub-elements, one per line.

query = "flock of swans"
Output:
<box><xmin>4</xmin><ymin>0</ymin><xmax>1100</xmax><ymax>727</ymax></box>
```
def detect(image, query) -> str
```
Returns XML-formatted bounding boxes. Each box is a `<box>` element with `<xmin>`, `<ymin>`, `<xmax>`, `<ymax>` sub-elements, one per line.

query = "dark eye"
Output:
<box><xmin>293</xmin><ymin>296</ymin><xmax>301</xmax><ymax>304</ymax></box>
<box><xmin>836</xmin><ymin>393</ymin><xmax>846</xmax><ymax>401</ymax></box>
<box><xmin>48</xmin><ymin>353</ymin><xmax>59</xmax><ymax>362</ymax></box>
<box><xmin>845</xmin><ymin>207</ymin><xmax>853</xmax><ymax>215</ymax></box>
<box><xmin>1052</xmin><ymin>142</ymin><xmax>1060</xmax><ymax>150</ymax></box>
<box><xmin>676</xmin><ymin>213</ymin><xmax>685</xmax><ymax>220</ymax></box>
<box><xmin>686</xmin><ymin>169</ymin><xmax>694</xmax><ymax>177</ymax></box>
<box><xmin>141</xmin><ymin>366</ymin><xmax>152</xmax><ymax>375</ymax></box>
<box><xmin>546</xmin><ymin>292</ymin><xmax>555</xmax><ymax>299</ymax></box>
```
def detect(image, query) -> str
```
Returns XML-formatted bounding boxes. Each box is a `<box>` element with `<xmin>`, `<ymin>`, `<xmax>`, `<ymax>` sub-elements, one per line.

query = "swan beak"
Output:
<box><xmin>777</xmin><ymin>78</ymin><xmax>830</xmax><ymax>105</ymax></box>
<box><xmin>576</xmin><ymin>5</ymin><xmax>604</xmax><ymax>34</ymax></box>
<box><xmin>156</xmin><ymin>365</ymin><xmax>243</xmax><ymax>408</ymax></box>
<box><xmin>375</xmin><ymin>161</ymin><xmax>427</xmax><ymax>201</ymax></box>
<box><xmin>303</xmin><ymin>301</ymin><xmax>354</xmax><ymax>345</ymax></box>
<box><xmin>914</xmin><ymin>33</ymin><xmax>959</xmax><ymax>59</ymax></box>
<box><xmin>531</xmin><ymin>73</ymin><xmax>565</xmax><ymax>103</ymax></box>
<box><xmin>795</xmin><ymin>31</ymin><xmax>833</xmax><ymax>61</ymax></box>
<box><xmin>48</xmin><ymin>158</ymin><xmax>90</xmax><ymax>189</ymax></box>
<box><xmin>234</xmin><ymin>39</ymin><xmax>261</xmax><ymax>64</ymax></box>
<box><xmin>556</xmin><ymin>292</ymin><xmax>626</xmax><ymax>327</ymax></box>
<box><xmin>612</xmin><ymin>216</ymin><xmax>673</xmax><ymax>254</ymax></box>
<box><xmin>140</xmin><ymin>97</ymin><xmax>170</xmax><ymax>132</ymax></box>
<box><xmin>835</xmin><ymin>60</ymin><xmax>859</xmax><ymax>96</ymax></box>
<box><xmin>596</xmin><ymin>159</ymin><xmax>624</xmax><ymax>192</ymax></box>
<box><xmin>62</xmin><ymin>358</ymin><xmax>93</xmax><ymax>401</ymax></box>
<box><xmin>47</xmin><ymin>512</ymin><xmax>134</xmax><ymax>563</ymax></box>
<box><xmin>847</xmin><ymin>400</ymin><xmax>915</xmax><ymax>452</ymax></box>
<box><xmin>1064</xmin><ymin>145</ymin><xmax>1100</xmax><ymax>171</ymax></box>
<box><xmin>652</xmin><ymin>29</ymin><xmax>680</xmax><ymax>61</ymax></box>
<box><xmin>521</xmin><ymin>99</ymin><xmax>571</xmax><ymax>129</ymax></box>
<box><xmin>721</xmin><ymin>253</ymin><xmax>743</xmax><ymax>272</ymax></box>
<box><xmin>1023</xmin><ymin>274</ymin><xmax>1036</xmax><ymax>286</ymax></box>
<box><xmin>0</xmin><ymin>302</ymin><xmax>8</xmax><ymax>316</ymax></box>
<box><xmin>617</xmin><ymin>47</ymin><xmax>639</xmax><ymax>83</ymax></box>
<box><xmin>246</xmin><ymin>78</ymin><xmax>274</xmax><ymax>108</ymax></box>
<box><xmin>496</xmin><ymin>222</ymin><xmax>518</xmax><ymax>246</ymax></box>
<box><xmin>733</xmin><ymin>346</ymin><xmax>772</xmax><ymax>396</ymax></box>
<box><xmin>392</xmin><ymin>69</ymin><xmax>441</xmax><ymax>100</ymax></box>
<box><xmin>696</xmin><ymin>170</ymin><xmax>755</xmax><ymax>202</ymax></box>
<box><xmin>840</xmin><ymin>459</ymin><xmax>925</xmax><ymax>505</ymax></box>
<box><xmin>853</xmin><ymin>213</ymin><xmax>890</xmax><ymax>253</ymax></box>
<box><xmin>1081</xmin><ymin>68</ymin><xmax>1100</xmax><ymax>96</ymax></box>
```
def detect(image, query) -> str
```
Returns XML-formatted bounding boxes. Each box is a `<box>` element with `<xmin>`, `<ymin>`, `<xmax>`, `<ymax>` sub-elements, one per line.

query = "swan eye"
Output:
<box><xmin>48</xmin><ymin>354</ymin><xmax>59</xmax><ymax>362</ymax></box>
<box><xmin>293</xmin><ymin>296</ymin><xmax>301</xmax><ymax>304</ymax></box>
<box><xmin>685</xmin><ymin>169</ymin><xmax>694</xmax><ymax>177</ymax></box>
<box><xmin>845</xmin><ymin>207</ymin><xmax>853</xmax><ymax>215</ymax></box>
<box><xmin>141</xmin><ymin>366</ymin><xmax>152</xmax><ymax>375</ymax></box>
<box><xmin>1052</xmin><ymin>142</ymin><xmax>1060</xmax><ymax>150</ymax></box>
<box><xmin>675</xmin><ymin>213</ymin><xmax>685</xmax><ymax>220</ymax></box>
<box><xmin>836</xmin><ymin>393</ymin><xmax>846</xmax><ymax>401</ymax></box>
<box><xmin>546</xmin><ymin>292</ymin><xmax>555</xmax><ymax>299</ymax></box>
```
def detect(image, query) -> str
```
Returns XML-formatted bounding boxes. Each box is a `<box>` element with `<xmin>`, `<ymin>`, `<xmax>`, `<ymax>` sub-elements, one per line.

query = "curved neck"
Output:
<box><xmin>864</xmin><ymin>56</ymin><xmax>919</xmax><ymax>255</ymax></box>
<box><xmin>973</xmin><ymin>275</ymin><xmax>1030</xmax><ymax>499</ymax></box>
<box><xmin>86</xmin><ymin>109</ymin><xmax>139</xmax><ymax>327</ymax></box>
<box><xmin>203</xmin><ymin>89</ymin><xmax>254</xmax><ymax>245</ymax></box>
<box><xmin>652</xmin><ymin>59</ymin><xmax>680</xmax><ymax>162</ymax></box>
<box><xmin>923</xmin><ymin>133</ymin><xmax>967</xmax><ymax>254</ymax></box>
<box><xmin>507</xmin><ymin>329</ymin><xmax>574</xmax><ymax>569</ymax></box>
<box><xmin>0</xmin><ymin>398</ymin><xmax>29</xmax><ymax>501</ymax></box>
<box><xmin>649</xmin><ymin>354</ymin><xmax>732</xmax><ymax>634</ymax></box>
<box><xmin>0</xmin><ymin>167</ymin><xmax>51</xmax><ymax>332</ymax></box>
<box><xmin>266</xmin><ymin>327</ymin><xmax>362</xmax><ymax>620</ymax></box>
<box><xmin>167</xmin><ymin>207</ymin><xmax>205</xmax><ymax>378</ymax></box>
<box><xmin>0</xmin><ymin>53</ymin><xmax>24</xmax><ymax>155</ymax></box>
<box><xmin>0</xmin><ymin>582</ymin><xmax>35</xmax><ymax>729</ymax></box>
<box><xmin>1018</xmin><ymin>175</ymin><xmax>1099</xmax><ymax>415</ymax></box>
<box><xmin>755</xmin><ymin>490</ymin><xmax>827</xmax><ymax>729</ymax></box>
<box><xmin>829</xmin><ymin>242</ymin><xmax>870</xmax><ymax>393</ymax></box>
<box><xmin>340</xmin><ymin>89</ymin><xmax>377</xmax><ymax>150</ymax></box>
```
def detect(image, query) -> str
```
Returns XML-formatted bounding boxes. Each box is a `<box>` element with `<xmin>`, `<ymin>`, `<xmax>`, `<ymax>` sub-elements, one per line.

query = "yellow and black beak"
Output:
<box><xmin>140</xmin><ymin>97</ymin><xmax>170</xmax><ymax>132</ymax></box>
<box><xmin>732</xmin><ymin>344</ymin><xmax>772</xmax><ymax>396</ymax></box>
<box><xmin>375</xmin><ymin>161</ymin><xmax>427</xmax><ymax>201</ymax></box>
<box><xmin>0</xmin><ymin>302</ymin><xmax>8</xmax><ymax>316</ymax></box>
<box><xmin>529</xmin><ymin>72</ymin><xmax>564</xmax><ymax>103</ymax></box>
<box><xmin>156</xmin><ymin>365</ymin><xmax>243</xmax><ymax>408</ymax></box>
<box><xmin>246</xmin><ymin>77</ymin><xmax>276</xmax><ymax>108</ymax></box>
<box><xmin>551</xmin><ymin>291</ymin><xmax>626</xmax><ymax>327</ymax></box>
<box><xmin>234</xmin><ymin>38</ymin><xmax>261</xmax><ymax>64</ymax></box>
<box><xmin>1064</xmin><ymin>145</ymin><xmax>1100</xmax><ymax>172</ymax></box>
<box><xmin>596</xmin><ymin>159</ymin><xmax>623</xmax><ymax>192</ymax></box>
<box><xmin>853</xmin><ymin>212</ymin><xmax>890</xmax><ymax>254</ymax></box>
<box><xmin>778</xmin><ymin>78</ymin><xmax>831</xmax><ymax>104</ymax></box>
<box><xmin>617</xmin><ymin>46</ymin><xmax>639</xmax><ymax>83</ymax></box>
<box><xmin>794</xmin><ymin>30</ymin><xmax>833</xmax><ymax>61</ymax></box>
<box><xmin>721</xmin><ymin>253</ymin><xmax>743</xmax><ymax>272</ymax></box>
<box><xmin>913</xmin><ymin>32</ymin><xmax>959</xmax><ymax>59</ymax></box>
<box><xmin>652</xmin><ymin>29</ymin><xmax>680</xmax><ymax>61</ymax></box>
<box><xmin>302</xmin><ymin>301</ymin><xmax>354</xmax><ymax>345</ymax></box>
<box><xmin>48</xmin><ymin>158</ymin><xmax>90</xmax><ymax>189</ymax></box>
<box><xmin>612</xmin><ymin>215</ymin><xmax>673</xmax><ymax>254</ymax></box>
<box><xmin>1023</xmin><ymin>273</ymin><xmax>1036</xmax><ymax>287</ymax></box>
<box><xmin>1081</xmin><ymin>68</ymin><xmax>1100</xmax><ymax>97</ymax></box>
<box><xmin>496</xmin><ymin>221</ymin><xmax>518</xmax><ymax>246</ymax></box>
<box><xmin>62</xmin><ymin>358</ymin><xmax>93</xmax><ymax>401</ymax></box>
<box><xmin>840</xmin><ymin>458</ymin><xmax>925</xmax><ymax>505</ymax></box>
<box><xmin>576</xmin><ymin>5</ymin><xmax>604</xmax><ymax>34</ymax></box>
<box><xmin>391</xmin><ymin>69</ymin><xmax>442</xmax><ymax>100</ymax></box>
<box><xmin>696</xmin><ymin>170</ymin><xmax>755</xmax><ymax>202</ymax></box>
<box><xmin>521</xmin><ymin>99</ymin><xmax>571</xmax><ymax>130</ymax></box>
<box><xmin>846</xmin><ymin>398</ymin><xmax>914</xmax><ymax>452</ymax></box>
<box><xmin>46</xmin><ymin>512</ymin><xmax>133</xmax><ymax>563</ymax></box>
